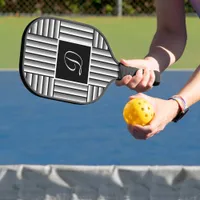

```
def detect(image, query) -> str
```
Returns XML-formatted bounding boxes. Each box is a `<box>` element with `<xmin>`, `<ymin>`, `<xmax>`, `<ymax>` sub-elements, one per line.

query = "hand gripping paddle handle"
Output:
<box><xmin>117</xmin><ymin>63</ymin><xmax>160</xmax><ymax>86</ymax></box>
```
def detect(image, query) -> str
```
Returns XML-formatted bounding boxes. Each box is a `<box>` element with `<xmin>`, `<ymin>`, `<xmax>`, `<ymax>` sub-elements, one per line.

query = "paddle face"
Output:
<box><xmin>19</xmin><ymin>17</ymin><xmax>119</xmax><ymax>105</ymax></box>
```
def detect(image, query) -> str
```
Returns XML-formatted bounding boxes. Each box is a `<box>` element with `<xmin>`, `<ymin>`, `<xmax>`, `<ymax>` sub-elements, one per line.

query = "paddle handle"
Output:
<box><xmin>117</xmin><ymin>63</ymin><xmax>160</xmax><ymax>86</ymax></box>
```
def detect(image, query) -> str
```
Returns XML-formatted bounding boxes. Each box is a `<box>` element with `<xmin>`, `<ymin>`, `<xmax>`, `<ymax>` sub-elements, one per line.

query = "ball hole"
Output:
<box><xmin>145</xmin><ymin>114</ymin><xmax>148</xmax><ymax>117</ymax></box>
<box><xmin>141</xmin><ymin>108</ymin><xmax>144</xmax><ymax>111</ymax></box>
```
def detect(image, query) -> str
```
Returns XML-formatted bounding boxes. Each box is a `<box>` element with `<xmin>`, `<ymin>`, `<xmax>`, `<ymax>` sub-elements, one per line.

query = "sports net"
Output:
<box><xmin>0</xmin><ymin>0</ymin><xmax>195</xmax><ymax>16</ymax></box>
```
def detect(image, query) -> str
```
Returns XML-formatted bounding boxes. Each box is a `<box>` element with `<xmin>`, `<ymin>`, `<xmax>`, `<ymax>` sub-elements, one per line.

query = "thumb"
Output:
<box><xmin>129</xmin><ymin>93</ymin><xmax>147</xmax><ymax>101</ymax></box>
<box><xmin>120</xmin><ymin>59</ymin><xmax>146</xmax><ymax>68</ymax></box>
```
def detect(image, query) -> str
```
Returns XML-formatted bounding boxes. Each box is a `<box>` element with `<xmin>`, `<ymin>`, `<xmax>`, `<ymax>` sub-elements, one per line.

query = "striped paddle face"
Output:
<box><xmin>20</xmin><ymin>17</ymin><xmax>119</xmax><ymax>105</ymax></box>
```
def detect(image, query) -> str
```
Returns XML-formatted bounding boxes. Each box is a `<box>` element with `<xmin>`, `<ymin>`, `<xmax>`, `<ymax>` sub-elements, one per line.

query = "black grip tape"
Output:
<box><xmin>117</xmin><ymin>63</ymin><xmax>160</xmax><ymax>86</ymax></box>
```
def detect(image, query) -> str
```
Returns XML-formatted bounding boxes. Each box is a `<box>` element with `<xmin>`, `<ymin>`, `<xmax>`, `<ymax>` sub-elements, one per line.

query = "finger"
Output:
<box><xmin>147</xmin><ymin>70</ymin><xmax>156</xmax><ymax>88</ymax></box>
<box><xmin>138</xmin><ymin>68</ymin><xmax>150</xmax><ymax>88</ymax></box>
<box><xmin>115</xmin><ymin>75</ymin><xmax>132</xmax><ymax>86</ymax></box>
<box><xmin>127</xmin><ymin>69</ymin><xmax>143</xmax><ymax>89</ymax></box>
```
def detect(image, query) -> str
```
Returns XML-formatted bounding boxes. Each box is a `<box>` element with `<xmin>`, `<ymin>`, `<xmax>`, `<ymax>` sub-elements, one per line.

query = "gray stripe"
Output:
<box><xmin>90</xmin><ymin>73</ymin><xmax>114</xmax><ymax>82</ymax></box>
<box><xmin>25</xmin><ymin>53</ymin><xmax>56</xmax><ymax>65</ymax></box>
<box><xmin>93</xmin><ymin>31</ymin><xmax>99</xmax><ymax>48</ymax></box>
<box><xmin>91</xmin><ymin>54</ymin><xmax>117</xmax><ymax>65</ymax></box>
<box><xmin>60</xmin><ymin>33</ymin><xmax>92</xmax><ymax>46</ymax></box>
<box><xmin>43</xmin><ymin>19</ymin><xmax>49</xmax><ymax>37</ymax></box>
<box><xmin>87</xmin><ymin>85</ymin><xmax>93</xmax><ymax>102</ymax></box>
<box><xmin>92</xmin><ymin>48</ymin><xmax>112</xmax><ymax>57</ymax></box>
<box><xmin>32</xmin><ymin>74</ymin><xmax>38</xmax><ymax>91</ymax></box>
<box><xmin>31</xmin><ymin>22</ymin><xmax>38</xmax><ymax>34</ymax></box>
<box><xmin>24</xmin><ymin>66</ymin><xmax>54</xmax><ymax>77</ymax></box>
<box><xmin>60</xmin><ymin>27</ymin><xmax>93</xmax><ymax>40</ymax></box>
<box><xmin>61</xmin><ymin>21</ymin><xmax>93</xmax><ymax>33</ymax></box>
<box><xmin>54</xmin><ymin>20</ymin><xmax>60</xmax><ymax>39</ymax></box>
<box><xmin>26</xmin><ymin>73</ymin><xmax>33</xmax><ymax>86</ymax></box>
<box><xmin>54</xmin><ymin>86</ymin><xmax>87</xmax><ymax>98</ymax></box>
<box><xmin>47</xmin><ymin>78</ymin><xmax>54</xmax><ymax>97</ymax></box>
<box><xmin>98</xmin><ymin>35</ymin><xmax>104</xmax><ymax>49</ymax></box>
<box><xmin>49</xmin><ymin>19</ymin><xmax>55</xmax><ymax>38</ymax></box>
<box><xmin>24</xmin><ymin>59</ymin><xmax>55</xmax><ymax>71</ymax></box>
<box><xmin>98</xmin><ymin>87</ymin><xmax>104</xmax><ymax>96</ymax></box>
<box><xmin>27</xmin><ymin>34</ymin><xmax>57</xmax><ymax>45</ymax></box>
<box><xmin>92</xmin><ymin>86</ymin><xmax>98</xmax><ymax>101</ymax></box>
<box><xmin>38</xmin><ymin>19</ymin><xmax>43</xmax><ymax>36</ymax></box>
<box><xmin>37</xmin><ymin>75</ymin><xmax>43</xmax><ymax>94</ymax></box>
<box><xmin>42</xmin><ymin>76</ymin><xmax>49</xmax><ymax>96</ymax></box>
<box><xmin>89</xmin><ymin>79</ymin><xmax>107</xmax><ymax>88</ymax></box>
<box><xmin>26</xmin><ymin>40</ymin><xmax>57</xmax><ymax>52</ymax></box>
<box><xmin>55</xmin><ymin>79</ymin><xmax>87</xmax><ymax>91</ymax></box>
<box><xmin>25</xmin><ymin>46</ymin><xmax>57</xmax><ymax>58</ymax></box>
<box><xmin>103</xmin><ymin>41</ymin><xmax>108</xmax><ymax>50</ymax></box>
<box><xmin>54</xmin><ymin>92</ymin><xmax>87</xmax><ymax>103</ymax></box>
<box><xmin>90</xmin><ymin>66</ymin><xmax>118</xmax><ymax>78</ymax></box>
<box><xmin>90</xmin><ymin>60</ymin><xmax>119</xmax><ymax>72</ymax></box>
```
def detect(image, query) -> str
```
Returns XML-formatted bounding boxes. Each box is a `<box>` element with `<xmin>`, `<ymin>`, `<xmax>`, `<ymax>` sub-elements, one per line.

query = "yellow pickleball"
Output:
<box><xmin>123</xmin><ymin>98</ymin><xmax>155</xmax><ymax>126</ymax></box>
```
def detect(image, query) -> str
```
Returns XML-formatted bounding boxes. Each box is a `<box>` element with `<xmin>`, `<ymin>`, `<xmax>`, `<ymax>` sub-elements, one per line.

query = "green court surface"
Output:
<box><xmin>0</xmin><ymin>16</ymin><xmax>199</xmax><ymax>69</ymax></box>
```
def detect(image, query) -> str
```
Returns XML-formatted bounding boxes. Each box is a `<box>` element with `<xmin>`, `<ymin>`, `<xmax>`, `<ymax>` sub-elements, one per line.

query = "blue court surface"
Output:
<box><xmin>0</xmin><ymin>70</ymin><xmax>199</xmax><ymax>165</ymax></box>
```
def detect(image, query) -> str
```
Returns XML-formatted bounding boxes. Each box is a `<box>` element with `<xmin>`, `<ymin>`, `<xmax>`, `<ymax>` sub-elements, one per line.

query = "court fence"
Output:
<box><xmin>0</xmin><ymin>0</ymin><xmax>195</xmax><ymax>16</ymax></box>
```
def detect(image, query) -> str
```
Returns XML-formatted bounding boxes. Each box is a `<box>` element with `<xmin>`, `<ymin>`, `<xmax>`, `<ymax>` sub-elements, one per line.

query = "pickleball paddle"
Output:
<box><xmin>19</xmin><ymin>17</ymin><xmax>160</xmax><ymax>105</ymax></box>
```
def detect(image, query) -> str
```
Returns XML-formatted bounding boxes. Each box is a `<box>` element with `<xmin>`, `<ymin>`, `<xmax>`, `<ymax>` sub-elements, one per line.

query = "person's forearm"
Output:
<box><xmin>145</xmin><ymin>30</ymin><xmax>187</xmax><ymax>72</ymax></box>
<box><xmin>176</xmin><ymin>65</ymin><xmax>200</xmax><ymax>108</ymax></box>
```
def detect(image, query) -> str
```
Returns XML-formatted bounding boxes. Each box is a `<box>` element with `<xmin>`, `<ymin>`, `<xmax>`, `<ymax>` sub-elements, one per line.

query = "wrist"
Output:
<box><xmin>168</xmin><ymin>95</ymin><xmax>189</xmax><ymax>123</ymax></box>
<box><xmin>144</xmin><ymin>56</ymin><xmax>160</xmax><ymax>72</ymax></box>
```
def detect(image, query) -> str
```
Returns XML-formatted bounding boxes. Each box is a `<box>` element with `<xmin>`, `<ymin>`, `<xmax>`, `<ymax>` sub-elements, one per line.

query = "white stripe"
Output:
<box><xmin>43</xmin><ymin>77</ymin><xmax>49</xmax><ymax>96</ymax></box>
<box><xmin>55</xmin><ymin>79</ymin><xmax>87</xmax><ymax>91</ymax></box>
<box><xmin>48</xmin><ymin>78</ymin><xmax>54</xmax><ymax>97</ymax></box>
<box><xmin>54</xmin><ymin>20</ymin><xmax>60</xmax><ymax>38</ymax></box>
<box><xmin>61</xmin><ymin>21</ymin><xmax>93</xmax><ymax>33</ymax></box>
<box><xmin>25</xmin><ymin>47</ymin><xmax>56</xmax><ymax>58</ymax></box>
<box><xmin>24</xmin><ymin>66</ymin><xmax>54</xmax><ymax>77</ymax></box>
<box><xmin>90</xmin><ymin>73</ymin><xmax>114</xmax><ymax>82</ymax></box>
<box><xmin>25</xmin><ymin>54</ymin><xmax>56</xmax><ymax>65</ymax></box>
<box><xmin>38</xmin><ymin>19</ymin><xmax>43</xmax><ymax>36</ymax></box>
<box><xmin>54</xmin><ymin>86</ymin><xmax>87</xmax><ymax>98</ymax></box>
<box><xmin>26</xmin><ymin>40</ymin><xmax>57</xmax><ymax>52</ymax></box>
<box><xmin>90</xmin><ymin>60</ymin><xmax>119</xmax><ymax>72</ymax></box>
<box><xmin>26</xmin><ymin>73</ymin><xmax>33</xmax><ymax>86</ymax></box>
<box><xmin>32</xmin><ymin>22</ymin><xmax>38</xmax><ymax>34</ymax></box>
<box><xmin>98</xmin><ymin>35</ymin><xmax>104</xmax><ymax>49</ymax></box>
<box><xmin>98</xmin><ymin>87</ymin><xmax>104</xmax><ymax>96</ymax></box>
<box><xmin>60</xmin><ymin>27</ymin><xmax>93</xmax><ymax>40</ymax></box>
<box><xmin>92</xmin><ymin>48</ymin><xmax>112</xmax><ymax>57</ymax></box>
<box><xmin>49</xmin><ymin>19</ymin><xmax>55</xmax><ymax>38</ymax></box>
<box><xmin>89</xmin><ymin>79</ymin><xmax>107</xmax><ymax>88</ymax></box>
<box><xmin>60</xmin><ymin>33</ymin><xmax>92</xmax><ymax>47</ymax></box>
<box><xmin>92</xmin><ymin>86</ymin><xmax>98</xmax><ymax>100</ymax></box>
<box><xmin>87</xmin><ymin>85</ymin><xmax>93</xmax><ymax>102</ymax></box>
<box><xmin>37</xmin><ymin>75</ymin><xmax>43</xmax><ymax>94</ymax></box>
<box><xmin>44</xmin><ymin>19</ymin><xmax>49</xmax><ymax>37</ymax></box>
<box><xmin>54</xmin><ymin>93</ymin><xmax>86</xmax><ymax>103</ymax></box>
<box><xmin>24</xmin><ymin>60</ymin><xmax>55</xmax><ymax>71</ymax></box>
<box><xmin>93</xmin><ymin>31</ymin><xmax>99</xmax><ymax>48</ymax></box>
<box><xmin>27</xmin><ymin>34</ymin><xmax>57</xmax><ymax>45</ymax></box>
<box><xmin>90</xmin><ymin>66</ymin><xmax>118</xmax><ymax>78</ymax></box>
<box><xmin>32</xmin><ymin>74</ymin><xmax>38</xmax><ymax>91</ymax></box>
<box><xmin>91</xmin><ymin>54</ymin><xmax>117</xmax><ymax>65</ymax></box>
